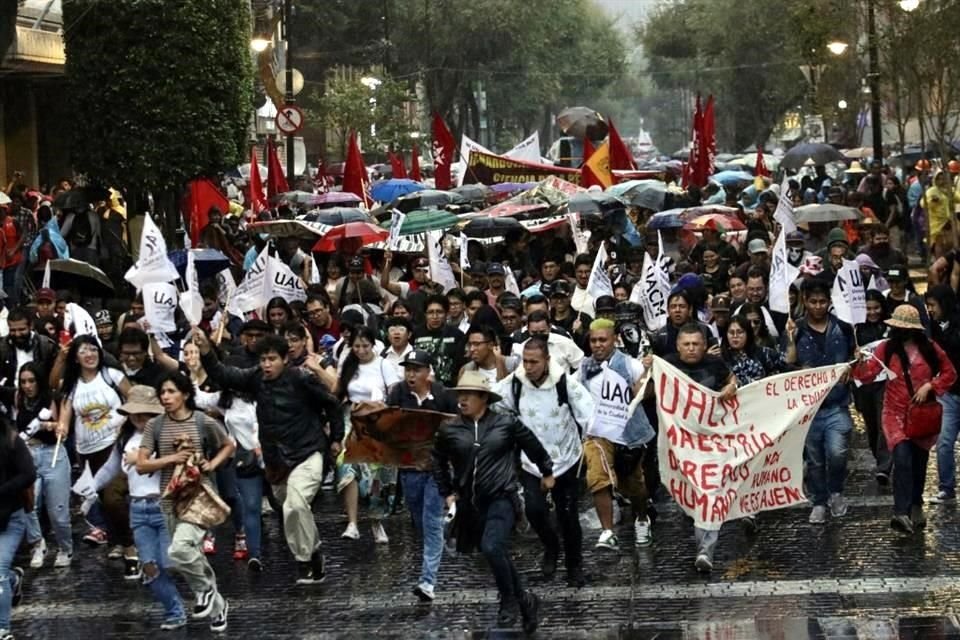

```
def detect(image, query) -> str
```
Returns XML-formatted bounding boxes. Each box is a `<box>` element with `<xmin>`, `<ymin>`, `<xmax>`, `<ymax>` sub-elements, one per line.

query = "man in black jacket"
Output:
<box><xmin>0</xmin><ymin>307</ymin><xmax>57</xmax><ymax>401</ymax></box>
<box><xmin>432</xmin><ymin>370</ymin><xmax>554</xmax><ymax>633</ymax></box>
<box><xmin>194</xmin><ymin>330</ymin><xmax>343</xmax><ymax>586</ymax></box>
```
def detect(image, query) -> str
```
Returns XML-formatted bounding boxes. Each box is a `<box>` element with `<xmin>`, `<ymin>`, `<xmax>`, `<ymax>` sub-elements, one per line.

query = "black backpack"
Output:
<box><xmin>510</xmin><ymin>373</ymin><xmax>582</xmax><ymax>436</ymax></box>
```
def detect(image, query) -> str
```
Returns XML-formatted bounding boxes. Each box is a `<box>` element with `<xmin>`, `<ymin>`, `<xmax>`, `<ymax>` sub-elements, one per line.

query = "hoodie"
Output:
<box><xmin>927</xmin><ymin>284</ymin><xmax>960</xmax><ymax>396</ymax></box>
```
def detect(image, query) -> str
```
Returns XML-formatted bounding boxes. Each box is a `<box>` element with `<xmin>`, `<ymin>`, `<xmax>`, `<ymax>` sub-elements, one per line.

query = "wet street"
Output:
<box><xmin>11</xmin><ymin>422</ymin><xmax>960</xmax><ymax>640</ymax></box>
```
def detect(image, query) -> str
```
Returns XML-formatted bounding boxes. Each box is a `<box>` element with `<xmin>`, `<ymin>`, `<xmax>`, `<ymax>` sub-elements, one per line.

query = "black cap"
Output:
<box><xmin>348</xmin><ymin>255</ymin><xmax>364</xmax><ymax>271</ymax></box>
<box><xmin>412</xmin><ymin>256</ymin><xmax>430</xmax><ymax>268</ymax></box>
<box><xmin>400</xmin><ymin>350</ymin><xmax>433</xmax><ymax>369</ymax></box>
<box><xmin>595</xmin><ymin>295</ymin><xmax>617</xmax><ymax>312</ymax></box>
<box><xmin>486</xmin><ymin>262</ymin><xmax>506</xmax><ymax>276</ymax></box>
<box><xmin>240</xmin><ymin>319</ymin><xmax>270</xmax><ymax>334</ymax></box>
<box><xmin>886</xmin><ymin>264</ymin><xmax>908</xmax><ymax>281</ymax></box>
<box><xmin>548</xmin><ymin>280</ymin><xmax>572</xmax><ymax>297</ymax></box>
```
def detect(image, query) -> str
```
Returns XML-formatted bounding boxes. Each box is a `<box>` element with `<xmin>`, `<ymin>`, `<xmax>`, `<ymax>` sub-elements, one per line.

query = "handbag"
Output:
<box><xmin>902</xmin><ymin>359</ymin><xmax>943</xmax><ymax>440</ymax></box>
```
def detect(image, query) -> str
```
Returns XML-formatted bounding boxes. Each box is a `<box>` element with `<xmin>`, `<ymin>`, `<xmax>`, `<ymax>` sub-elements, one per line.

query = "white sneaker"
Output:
<box><xmin>30</xmin><ymin>540</ymin><xmax>47</xmax><ymax>568</ymax></box>
<box><xmin>341</xmin><ymin>522</ymin><xmax>360</xmax><ymax>540</ymax></box>
<box><xmin>107</xmin><ymin>545</ymin><xmax>124</xmax><ymax>560</ymax></box>
<box><xmin>634</xmin><ymin>517</ymin><xmax>652</xmax><ymax>547</ymax></box>
<box><xmin>413</xmin><ymin>582</ymin><xmax>435</xmax><ymax>602</ymax></box>
<box><xmin>809</xmin><ymin>505</ymin><xmax>828</xmax><ymax>524</ymax></box>
<box><xmin>695</xmin><ymin>553</ymin><xmax>713</xmax><ymax>573</ymax></box>
<box><xmin>54</xmin><ymin>551</ymin><xmax>72</xmax><ymax>568</ymax></box>
<box><xmin>595</xmin><ymin>529</ymin><xmax>619</xmax><ymax>551</ymax></box>
<box><xmin>928</xmin><ymin>490</ymin><xmax>957</xmax><ymax>504</ymax></box>
<box><xmin>372</xmin><ymin>523</ymin><xmax>389</xmax><ymax>544</ymax></box>
<box><xmin>828</xmin><ymin>493</ymin><xmax>848</xmax><ymax>518</ymax></box>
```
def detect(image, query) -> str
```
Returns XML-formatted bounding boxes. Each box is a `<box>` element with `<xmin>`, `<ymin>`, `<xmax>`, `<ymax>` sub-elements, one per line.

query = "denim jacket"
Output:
<box><xmin>791</xmin><ymin>314</ymin><xmax>854</xmax><ymax>408</ymax></box>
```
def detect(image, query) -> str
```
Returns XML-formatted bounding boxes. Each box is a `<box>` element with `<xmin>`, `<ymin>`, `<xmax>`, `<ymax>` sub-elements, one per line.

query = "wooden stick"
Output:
<box><xmin>51</xmin><ymin>433</ymin><xmax>62</xmax><ymax>468</ymax></box>
<box><xmin>214</xmin><ymin>289</ymin><xmax>235</xmax><ymax>346</ymax></box>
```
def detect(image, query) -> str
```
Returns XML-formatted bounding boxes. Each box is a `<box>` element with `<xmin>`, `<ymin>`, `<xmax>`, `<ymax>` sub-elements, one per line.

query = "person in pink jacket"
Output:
<box><xmin>853</xmin><ymin>304</ymin><xmax>957</xmax><ymax>535</ymax></box>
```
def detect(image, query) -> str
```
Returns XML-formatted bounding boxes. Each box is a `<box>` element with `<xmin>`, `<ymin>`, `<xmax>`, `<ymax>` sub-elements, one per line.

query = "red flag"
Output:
<box><xmin>607</xmin><ymin>119</ymin><xmax>636</xmax><ymax>172</ymax></box>
<box><xmin>343</xmin><ymin>129</ymin><xmax>371</xmax><ymax>208</ymax></box>
<box><xmin>183</xmin><ymin>178</ymin><xmax>230</xmax><ymax>247</ymax></box>
<box><xmin>684</xmin><ymin>95</ymin><xmax>705</xmax><ymax>189</ymax></box>
<box><xmin>388</xmin><ymin>151</ymin><xmax>408</xmax><ymax>179</ymax></box>
<box><xmin>411</xmin><ymin>143</ymin><xmax>422</xmax><ymax>182</ymax></box>
<box><xmin>248</xmin><ymin>147</ymin><xmax>266</xmax><ymax>215</ymax></box>
<box><xmin>754</xmin><ymin>145</ymin><xmax>770</xmax><ymax>177</ymax></box>
<box><xmin>700</xmin><ymin>95</ymin><xmax>716</xmax><ymax>184</ymax></box>
<box><xmin>266</xmin><ymin>138</ymin><xmax>289</xmax><ymax>199</ymax></box>
<box><xmin>431</xmin><ymin>112</ymin><xmax>455</xmax><ymax>190</ymax></box>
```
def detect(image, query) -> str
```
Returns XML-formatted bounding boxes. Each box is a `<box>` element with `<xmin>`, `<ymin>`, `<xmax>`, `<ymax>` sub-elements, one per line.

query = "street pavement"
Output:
<box><xmin>11</xmin><ymin>422</ymin><xmax>960</xmax><ymax>640</ymax></box>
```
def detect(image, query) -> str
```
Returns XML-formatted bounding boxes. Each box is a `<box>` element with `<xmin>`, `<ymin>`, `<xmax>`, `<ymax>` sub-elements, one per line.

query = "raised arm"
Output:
<box><xmin>193</xmin><ymin>327</ymin><xmax>259</xmax><ymax>394</ymax></box>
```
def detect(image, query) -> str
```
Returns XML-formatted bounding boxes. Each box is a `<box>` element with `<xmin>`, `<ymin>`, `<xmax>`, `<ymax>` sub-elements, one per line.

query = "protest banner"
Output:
<box><xmin>654</xmin><ymin>356</ymin><xmax>849</xmax><ymax>530</ymax></box>
<box><xmin>267</xmin><ymin>254</ymin><xmax>307</xmax><ymax>303</ymax></box>
<box><xmin>179</xmin><ymin>251</ymin><xmax>203</xmax><ymax>326</ymax></box>
<box><xmin>215</xmin><ymin>268</ymin><xmax>236</xmax><ymax>309</ymax></box>
<box><xmin>586</xmin><ymin>242</ymin><xmax>613</xmax><ymax>300</ymax></box>
<box><xmin>387</xmin><ymin>211</ymin><xmax>406</xmax><ymax>251</ymax></box>
<box><xmin>124</xmin><ymin>214</ymin><xmax>180</xmax><ymax>290</ymax></box>
<box><xmin>229</xmin><ymin>245</ymin><xmax>270</xmax><ymax>315</ymax></box>
<box><xmin>461</xmin><ymin>149</ymin><xmax>663</xmax><ymax>186</ymax></box>
<box><xmin>64</xmin><ymin>303</ymin><xmax>101</xmax><ymax>344</ymax></box>
<box><xmin>344</xmin><ymin>404</ymin><xmax>455</xmax><ymax>470</ymax></box>
<box><xmin>831</xmin><ymin>259</ymin><xmax>866</xmax><ymax>326</ymax></box>
<box><xmin>504</xmin><ymin>131</ymin><xmax>541</xmax><ymax>163</ymax></box>
<box><xmin>632</xmin><ymin>231</ymin><xmax>669</xmax><ymax>330</ymax></box>
<box><xmin>143</xmin><ymin>283</ymin><xmax>179</xmax><ymax>333</ymax></box>
<box><xmin>769</xmin><ymin>228</ymin><xmax>800</xmax><ymax>314</ymax></box>
<box><xmin>427</xmin><ymin>230</ymin><xmax>457</xmax><ymax>292</ymax></box>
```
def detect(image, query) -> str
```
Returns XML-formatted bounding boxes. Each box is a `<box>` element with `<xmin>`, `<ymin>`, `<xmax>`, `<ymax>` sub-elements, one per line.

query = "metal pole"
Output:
<box><xmin>867</xmin><ymin>0</ymin><xmax>883</xmax><ymax>161</ymax></box>
<box><xmin>284</xmin><ymin>0</ymin><xmax>295</xmax><ymax>184</ymax></box>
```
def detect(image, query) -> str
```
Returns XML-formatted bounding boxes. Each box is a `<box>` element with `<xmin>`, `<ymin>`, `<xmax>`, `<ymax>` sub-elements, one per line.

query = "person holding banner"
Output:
<box><xmin>853</xmin><ymin>305</ymin><xmax>957</xmax><ymax>534</ymax></box>
<box><xmin>784</xmin><ymin>277</ymin><xmax>856</xmax><ymax>524</ymax></box>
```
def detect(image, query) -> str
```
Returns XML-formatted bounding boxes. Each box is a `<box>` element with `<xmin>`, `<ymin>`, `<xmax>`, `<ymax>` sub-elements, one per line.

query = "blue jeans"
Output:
<box><xmin>215</xmin><ymin>462</ymin><xmax>243</xmax><ymax>534</ymax></box>
<box><xmin>236</xmin><ymin>475</ymin><xmax>263</xmax><ymax>559</ymax></box>
<box><xmin>479</xmin><ymin>497</ymin><xmax>524</xmax><ymax>603</ymax></box>
<box><xmin>26</xmin><ymin>443</ymin><xmax>74</xmax><ymax>554</ymax></box>
<box><xmin>399</xmin><ymin>470</ymin><xmax>444</xmax><ymax>587</ymax></box>
<box><xmin>803</xmin><ymin>404</ymin><xmax>853</xmax><ymax>506</ymax></box>
<box><xmin>0</xmin><ymin>510</ymin><xmax>27</xmax><ymax>630</ymax></box>
<box><xmin>130</xmin><ymin>498</ymin><xmax>185</xmax><ymax>622</ymax></box>
<box><xmin>935</xmin><ymin>392</ymin><xmax>960</xmax><ymax>495</ymax></box>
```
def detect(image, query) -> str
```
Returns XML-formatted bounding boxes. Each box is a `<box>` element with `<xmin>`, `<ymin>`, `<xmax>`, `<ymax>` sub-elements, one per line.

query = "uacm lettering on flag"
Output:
<box><xmin>831</xmin><ymin>259</ymin><xmax>866</xmax><ymax>325</ymax></box>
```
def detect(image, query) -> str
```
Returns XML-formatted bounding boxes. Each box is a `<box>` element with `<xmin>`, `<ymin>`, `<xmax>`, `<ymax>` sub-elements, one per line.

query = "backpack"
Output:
<box><xmin>511</xmin><ymin>373</ymin><xmax>582</xmax><ymax>435</ymax></box>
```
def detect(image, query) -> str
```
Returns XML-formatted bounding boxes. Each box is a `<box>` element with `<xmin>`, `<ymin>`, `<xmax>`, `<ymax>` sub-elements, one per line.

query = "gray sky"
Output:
<box><xmin>594</xmin><ymin>0</ymin><xmax>656</xmax><ymax>32</ymax></box>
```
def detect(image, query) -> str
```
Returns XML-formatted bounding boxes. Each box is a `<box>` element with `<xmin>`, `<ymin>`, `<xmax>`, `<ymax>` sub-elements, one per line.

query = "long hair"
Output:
<box><xmin>337</xmin><ymin>326</ymin><xmax>379</xmax><ymax>401</ymax></box>
<box><xmin>61</xmin><ymin>334</ymin><xmax>108</xmax><ymax>398</ymax></box>
<box><xmin>157</xmin><ymin>371</ymin><xmax>197</xmax><ymax>412</ymax></box>
<box><xmin>739</xmin><ymin>302</ymin><xmax>771</xmax><ymax>340</ymax></box>
<box><xmin>265</xmin><ymin>297</ymin><xmax>293</xmax><ymax>330</ymax></box>
<box><xmin>17</xmin><ymin>361</ymin><xmax>52</xmax><ymax>413</ymax></box>
<box><xmin>721</xmin><ymin>315</ymin><xmax>757</xmax><ymax>361</ymax></box>
<box><xmin>0</xmin><ymin>415</ymin><xmax>15</xmax><ymax>463</ymax></box>
<box><xmin>884</xmin><ymin>326</ymin><xmax>940</xmax><ymax>378</ymax></box>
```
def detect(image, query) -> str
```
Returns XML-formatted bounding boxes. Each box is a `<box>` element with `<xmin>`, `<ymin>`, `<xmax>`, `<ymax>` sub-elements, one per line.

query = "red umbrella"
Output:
<box><xmin>312</xmin><ymin>221</ymin><xmax>389</xmax><ymax>253</ymax></box>
<box><xmin>683</xmin><ymin>213</ymin><xmax>746</xmax><ymax>232</ymax></box>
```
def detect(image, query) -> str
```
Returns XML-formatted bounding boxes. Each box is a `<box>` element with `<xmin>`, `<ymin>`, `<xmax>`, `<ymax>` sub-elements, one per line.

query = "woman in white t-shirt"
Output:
<box><xmin>57</xmin><ymin>334</ymin><xmax>131</xmax><ymax>547</ymax></box>
<box><xmin>332</xmin><ymin>326</ymin><xmax>400</xmax><ymax>544</ymax></box>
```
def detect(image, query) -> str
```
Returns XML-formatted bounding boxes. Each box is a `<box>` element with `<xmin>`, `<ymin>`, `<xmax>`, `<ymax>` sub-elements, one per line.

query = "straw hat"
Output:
<box><xmin>451</xmin><ymin>370</ymin><xmax>502</xmax><ymax>403</ymax></box>
<box><xmin>118</xmin><ymin>385</ymin><xmax>164</xmax><ymax>416</ymax></box>
<box><xmin>885</xmin><ymin>304</ymin><xmax>924</xmax><ymax>331</ymax></box>
<box><xmin>846</xmin><ymin>161</ymin><xmax>867</xmax><ymax>174</ymax></box>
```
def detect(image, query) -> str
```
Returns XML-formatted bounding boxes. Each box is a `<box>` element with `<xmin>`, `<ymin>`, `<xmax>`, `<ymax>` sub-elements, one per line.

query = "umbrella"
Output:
<box><xmin>780</xmin><ymin>143</ymin><xmax>845</xmax><ymax>170</ymax></box>
<box><xmin>474</xmin><ymin>202</ymin><xmax>553</xmax><ymax>219</ymax></box>
<box><xmin>793</xmin><ymin>203</ymin><xmax>862</xmax><ymax>223</ymax></box>
<box><xmin>312</xmin><ymin>221</ymin><xmax>389</xmax><ymax>253</ymax></box>
<box><xmin>451</xmin><ymin>184</ymin><xmax>493</xmax><ymax>204</ymax></box>
<box><xmin>390</xmin><ymin>209</ymin><xmax>461</xmax><ymax>235</ymax></box>
<box><xmin>370</xmin><ymin>179</ymin><xmax>425</xmax><ymax>203</ymax></box>
<box><xmin>709</xmin><ymin>170</ymin><xmax>754</xmax><ymax>187</ymax></box>
<box><xmin>248</xmin><ymin>219</ymin><xmax>333</xmax><ymax>239</ymax></box>
<box><xmin>556</xmin><ymin>106</ymin><xmax>608</xmax><ymax>140</ymax></box>
<box><xmin>47</xmin><ymin>259</ymin><xmax>114</xmax><ymax>297</ymax></box>
<box><xmin>841</xmin><ymin>147</ymin><xmax>874</xmax><ymax>160</ymax></box>
<box><xmin>648</xmin><ymin>205</ymin><xmax>740</xmax><ymax>230</ymax></box>
<box><xmin>729</xmin><ymin>153</ymin><xmax>780</xmax><ymax>172</ymax></box>
<box><xmin>272</xmin><ymin>190</ymin><xmax>319</xmax><ymax>205</ymax></box>
<box><xmin>683</xmin><ymin>214</ymin><xmax>746</xmax><ymax>232</ymax></box>
<box><xmin>460</xmin><ymin>216</ymin><xmax>524</xmax><ymax>238</ymax></box>
<box><xmin>310</xmin><ymin>191</ymin><xmax>363</xmax><ymax>209</ymax></box>
<box><xmin>169</xmin><ymin>249</ymin><xmax>231</xmax><ymax>279</ymax></box>
<box><xmin>392</xmin><ymin>189</ymin><xmax>466</xmax><ymax>213</ymax></box>
<box><xmin>606</xmin><ymin>180</ymin><xmax>666</xmax><ymax>210</ymax></box>
<box><xmin>53</xmin><ymin>190</ymin><xmax>87</xmax><ymax>211</ymax></box>
<box><xmin>567</xmin><ymin>191</ymin><xmax>625</xmax><ymax>216</ymax></box>
<box><xmin>489</xmin><ymin>182</ymin><xmax>538</xmax><ymax>196</ymax></box>
<box><xmin>307</xmin><ymin>207</ymin><xmax>372</xmax><ymax>226</ymax></box>
<box><xmin>0</xmin><ymin>192</ymin><xmax>10</xmax><ymax>205</ymax></box>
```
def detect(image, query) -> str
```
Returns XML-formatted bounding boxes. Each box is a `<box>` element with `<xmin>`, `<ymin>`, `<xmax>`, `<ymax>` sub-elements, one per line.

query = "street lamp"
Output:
<box><xmin>838</xmin><ymin>99</ymin><xmax>848</xmax><ymax>110</ymax></box>
<box><xmin>899</xmin><ymin>0</ymin><xmax>920</xmax><ymax>11</ymax></box>
<box><xmin>827</xmin><ymin>41</ymin><xmax>848</xmax><ymax>55</ymax></box>
<box><xmin>251</xmin><ymin>37</ymin><xmax>271</xmax><ymax>53</ymax></box>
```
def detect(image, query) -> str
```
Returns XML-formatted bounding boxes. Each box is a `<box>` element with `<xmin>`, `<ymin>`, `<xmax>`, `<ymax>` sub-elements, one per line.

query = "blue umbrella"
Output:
<box><xmin>709</xmin><ymin>170</ymin><xmax>754</xmax><ymax>186</ymax></box>
<box><xmin>169</xmin><ymin>248</ymin><xmax>231</xmax><ymax>279</ymax></box>
<box><xmin>370</xmin><ymin>178</ymin><xmax>425</xmax><ymax>203</ymax></box>
<box><xmin>646</xmin><ymin>210</ymin><xmax>685</xmax><ymax>230</ymax></box>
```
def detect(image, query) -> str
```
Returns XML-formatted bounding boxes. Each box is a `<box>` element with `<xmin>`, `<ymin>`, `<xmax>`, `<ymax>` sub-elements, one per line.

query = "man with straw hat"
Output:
<box><xmin>432</xmin><ymin>370</ymin><xmax>554</xmax><ymax>634</ymax></box>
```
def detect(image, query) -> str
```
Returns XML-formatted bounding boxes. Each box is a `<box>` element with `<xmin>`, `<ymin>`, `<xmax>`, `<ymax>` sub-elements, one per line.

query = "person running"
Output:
<box><xmin>433</xmin><ymin>370</ymin><xmax>554</xmax><ymax>633</ymax></box>
<box><xmin>16</xmin><ymin>362</ymin><xmax>73</xmax><ymax>570</ymax></box>
<box><xmin>137</xmin><ymin>372</ymin><xmax>234</xmax><ymax>633</ymax></box>
<box><xmin>494</xmin><ymin>336</ymin><xmax>594</xmax><ymax>587</ymax></box>
<box><xmin>0</xmin><ymin>413</ymin><xmax>36</xmax><ymax>640</ymax></box>
<box><xmin>194</xmin><ymin>329</ymin><xmax>342</xmax><ymax>584</ymax></box>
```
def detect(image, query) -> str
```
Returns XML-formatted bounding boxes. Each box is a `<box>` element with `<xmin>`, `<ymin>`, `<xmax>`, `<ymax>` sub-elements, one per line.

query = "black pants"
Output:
<box><xmin>893</xmin><ymin>440</ymin><xmax>929</xmax><ymax>516</ymax></box>
<box><xmin>479</xmin><ymin>497</ymin><xmax>524</xmax><ymax>604</ymax></box>
<box><xmin>854</xmin><ymin>382</ymin><xmax>891</xmax><ymax>474</ymax></box>
<box><xmin>520</xmin><ymin>467</ymin><xmax>582</xmax><ymax>570</ymax></box>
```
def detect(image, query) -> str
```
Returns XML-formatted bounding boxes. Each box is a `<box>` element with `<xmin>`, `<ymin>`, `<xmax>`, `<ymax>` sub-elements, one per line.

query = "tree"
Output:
<box><xmin>63</xmin><ymin>0</ymin><xmax>253</xmax><ymax>241</ymax></box>
<box><xmin>0</xmin><ymin>1</ymin><xmax>21</xmax><ymax>66</ymax></box>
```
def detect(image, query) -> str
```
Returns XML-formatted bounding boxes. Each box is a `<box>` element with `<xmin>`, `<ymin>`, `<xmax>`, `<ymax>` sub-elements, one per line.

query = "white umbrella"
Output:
<box><xmin>0</xmin><ymin>192</ymin><xmax>10</xmax><ymax>205</ymax></box>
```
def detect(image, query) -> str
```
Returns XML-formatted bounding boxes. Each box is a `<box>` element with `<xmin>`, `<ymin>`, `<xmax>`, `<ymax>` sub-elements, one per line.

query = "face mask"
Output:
<box><xmin>873</xmin><ymin>241</ymin><xmax>889</xmax><ymax>253</ymax></box>
<box><xmin>787</xmin><ymin>247</ymin><xmax>803</xmax><ymax>262</ymax></box>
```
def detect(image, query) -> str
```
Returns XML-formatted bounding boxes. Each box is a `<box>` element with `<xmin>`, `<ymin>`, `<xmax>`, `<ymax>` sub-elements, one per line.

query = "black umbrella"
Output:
<box><xmin>304</xmin><ymin>207</ymin><xmax>372</xmax><ymax>226</ymax></box>
<box><xmin>780</xmin><ymin>143</ymin><xmax>845</xmax><ymax>170</ymax></box>
<box><xmin>168</xmin><ymin>248</ymin><xmax>231</xmax><ymax>279</ymax></box>
<box><xmin>567</xmin><ymin>191</ymin><xmax>626</xmax><ymax>216</ymax></box>
<box><xmin>47</xmin><ymin>259</ymin><xmax>114</xmax><ymax>297</ymax></box>
<box><xmin>393</xmin><ymin>190</ymin><xmax>467</xmax><ymax>213</ymax></box>
<box><xmin>451</xmin><ymin>184</ymin><xmax>493</xmax><ymax>204</ymax></box>
<box><xmin>556</xmin><ymin>106</ymin><xmax>608</xmax><ymax>140</ymax></box>
<box><xmin>53</xmin><ymin>190</ymin><xmax>87</xmax><ymax>211</ymax></box>
<box><xmin>460</xmin><ymin>216</ymin><xmax>524</xmax><ymax>238</ymax></box>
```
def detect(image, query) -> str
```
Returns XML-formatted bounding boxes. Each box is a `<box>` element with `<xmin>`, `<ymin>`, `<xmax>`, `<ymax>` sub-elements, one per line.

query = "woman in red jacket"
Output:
<box><xmin>853</xmin><ymin>304</ymin><xmax>957</xmax><ymax>535</ymax></box>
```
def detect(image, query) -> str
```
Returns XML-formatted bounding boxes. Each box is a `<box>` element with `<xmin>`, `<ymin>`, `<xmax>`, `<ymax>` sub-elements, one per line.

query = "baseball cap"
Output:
<box><xmin>486</xmin><ymin>262</ymin><xmax>506</xmax><ymax>276</ymax></box>
<box><xmin>886</xmin><ymin>264</ymin><xmax>908</xmax><ymax>281</ymax></box>
<box><xmin>548</xmin><ymin>280</ymin><xmax>572</xmax><ymax>297</ymax></box>
<box><xmin>94</xmin><ymin>309</ymin><xmax>113</xmax><ymax>327</ymax></box>
<box><xmin>785</xmin><ymin>231</ymin><xmax>805</xmax><ymax>245</ymax></box>
<box><xmin>711</xmin><ymin>294</ymin><xmax>731</xmax><ymax>312</ymax></box>
<box><xmin>400</xmin><ymin>350</ymin><xmax>433</xmax><ymax>369</ymax></box>
<box><xmin>412</xmin><ymin>256</ymin><xmax>430</xmax><ymax>269</ymax></box>
<box><xmin>348</xmin><ymin>255</ymin><xmax>364</xmax><ymax>271</ymax></box>
<box><xmin>595</xmin><ymin>295</ymin><xmax>617</xmax><ymax>313</ymax></box>
<box><xmin>748</xmin><ymin>239</ymin><xmax>769</xmax><ymax>254</ymax></box>
<box><xmin>36</xmin><ymin>288</ymin><xmax>56</xmax><ymax>303</ymax></box>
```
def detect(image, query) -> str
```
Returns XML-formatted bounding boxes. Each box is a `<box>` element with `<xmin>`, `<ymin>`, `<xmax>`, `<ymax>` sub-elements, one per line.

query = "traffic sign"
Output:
<box><xmin>275</xmin><ymin>105</ymin><xmax>305</xmax><ymax>135</ymax></box>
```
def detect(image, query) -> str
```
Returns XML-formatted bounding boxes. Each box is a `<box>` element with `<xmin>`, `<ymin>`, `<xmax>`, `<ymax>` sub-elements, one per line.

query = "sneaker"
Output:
<box><xmin>233</xmin><ymin>534</ymin><xmax>248</xmax><ymax>561</ymax></box>
<box><xmin>124</xmin><ymin>558</ymin><xmax>142</xmax><ymax>580</ymax></box>
<box><xmin>520</xmin><ymin>590</ymin><xmax>541</xmax><ymax>634</ymax></box>
<box><xmin>247</xmin><ymin>557</ymin><xmax>263</xmax><ymax>573</ymax></box>
<box><xmin>928</xmin><ymin>490</ymin><xmax>957</xmax><ymax>504</ymax></box>
<box><xmin>910</xmin><ymin>505</ymin><xmax>927</xmax><ymax>529</ymax></box>
<box><xmin>296</xmin><ymin>561</ymin><xmax>319</xmax><ymax>585</ymax></box>
<box><xmin>192</xmin><ymin>588</ymin><xmax>217</xmax><ymax>619</ymax></box>
<box><xmin>875</xmin><ymin>472</ymin><xmax>890</xmax><ymax>487</ymax></box>
<box><xmin>107</xmin><ymin>545</ymin><xmax>124</xmax><ymax>560</ymax></box>
<box><xmin>496</xmin><ymin>597</ymin><xmax>520</xmax><ymax>627</ymax></box>
<box><xmin>828</xmin><ymin>493</ymin><xmax>848</xmax><ymax>518</ymax></box>
<box><xmin>209</xmin><ymin>597</ymin><xmax>228</xmax><ymax>633</ymax></box>
<box><xmin>634</xmin><ymin>516</ymin><xmax>652</xmax><ymax>547</ymax></box>
<box><xmin>809</xmin><ymin>505</ymin><xmax>828</xmax><ymax>524</ymax></box>
<box><xmin>412</xmin><ymin>582</ymin><xmax>435</xmax><ymax>602</ymax></box>
<box><xmin>53</xmin><ymin>551</ymin><xmax>72</xmax><ymax>568</ymax></box>
<box><xmin>891</xmin><ymin>514</ymin><xmax>915</xmax><ymax>534</ymax></box>
<box><xmin>310</xmin><ymin>548</ymin><xmax>326</xmax><ymax>583</ymax></box>
<box><xmin>82</xmin><ymin>527</ymin><xmax>108</xmax><ymax>546</ymax></box>
<box><xmin>0</xmin><ymin>630</ymin><xmax>14</xmax><ymax>640</ymax></box>
<box><xmin>372</xmin><ymin>522</ymin><xmax>389</xmax><ymax>544</ymax></box>
<box><xmin>341</xmin><ymin>522</ymin><xmax>360</xmax><ymax>540</ymax></box>
<box><xmin>541</xmin><ymin>545</ymin><xmax>558</xmax><ymax>579</ymax></box>
<box><xmin>595</xmin><ymin>529</ymin><xmax>619</xmax><ymax>551</ymax></box>
<box><xmin>11</xmin><ymin>567</ymin><xmax>23</xmax><ymax>607</ymax></box>
<box><xmin>566</xmin><ymin>566</ymin><xmax>587</xmax><ymax>588</ymax></box>
<box><xmin>202</xmin><ymin>533</ymin><xmax>216</xmax><ymax>555</ymax></box>
<box><xmin>159</xmin><ymin>617</ymin><xmax>187</xmax><ymax>631</ymax></box>
<box><xmin>29</xmin><ymin>540</ymin><xmax>47</xmax><ymax>568</ymax></box>
<box><xmin>695</xmin><ymin>553</ymin><xmax>713</xmax><ymax>573</ymax></box>
<box><xmin>741</xmin><ymin>515</ymin><xmax>759</xmax><ymax>534</ymax></box>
